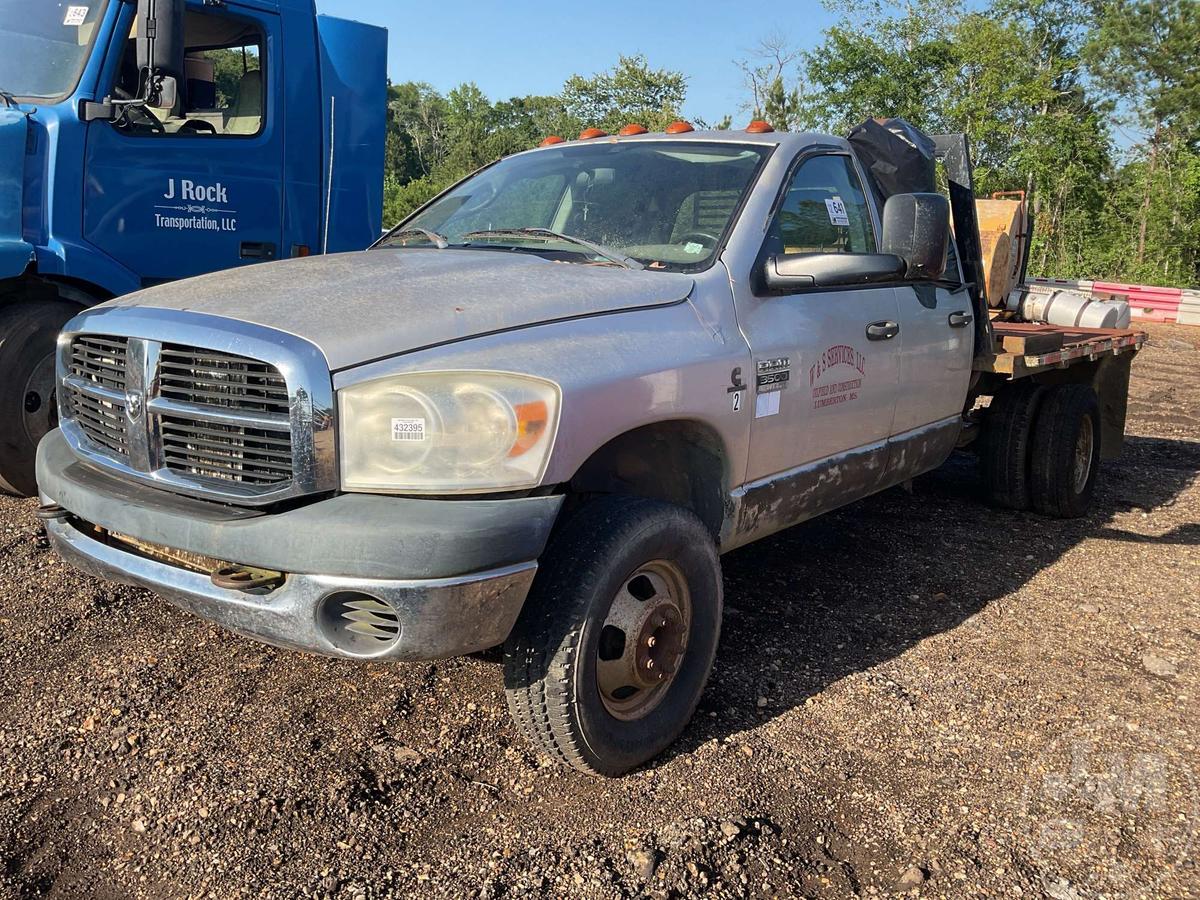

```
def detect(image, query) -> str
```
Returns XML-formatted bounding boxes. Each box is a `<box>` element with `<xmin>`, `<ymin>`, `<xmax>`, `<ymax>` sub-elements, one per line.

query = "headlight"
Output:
<box><xmin>338</xmin><ymin>372</ymin><xmax>560</xmax><ymax>493</ymax></box>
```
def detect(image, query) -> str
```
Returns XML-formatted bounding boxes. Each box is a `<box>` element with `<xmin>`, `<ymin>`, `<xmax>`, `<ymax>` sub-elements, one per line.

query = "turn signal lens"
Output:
<box><xmin>510</xmin><ymin>400</ymin><xmax>550</xmax><ymax>457</ymax></box>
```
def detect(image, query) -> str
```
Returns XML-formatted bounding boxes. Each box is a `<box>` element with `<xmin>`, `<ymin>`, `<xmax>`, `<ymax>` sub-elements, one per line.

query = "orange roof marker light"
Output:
<box><xmin>578</xmin><ymin>128</ymin><xmax>609</xmax><ymax>140</ymax></box>
<box><xmin>618</xmin><ymin>123</ymin><xmax>648</xmax><ymax>136</ymax></box>
<box><xmin>665</xmin><ymin>120</ymin><xmax>695</xmax><ymax>134</ymax></box>
<box><xmin>746</xmin><ymin>120</ymin><xmax>775</xmax><ymax>133</ymax></box>
<box><xmin>539</xmin><ymin>135</ymin><xmax>565</xmax><ymax>147</ymax></box>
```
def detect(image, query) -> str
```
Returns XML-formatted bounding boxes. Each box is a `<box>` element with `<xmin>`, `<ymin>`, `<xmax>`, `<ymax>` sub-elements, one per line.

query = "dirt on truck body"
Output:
<box><xmin>0</xmin><ymin>322</ymin><xmax>1196</xmax><ymax>897</ymax></box>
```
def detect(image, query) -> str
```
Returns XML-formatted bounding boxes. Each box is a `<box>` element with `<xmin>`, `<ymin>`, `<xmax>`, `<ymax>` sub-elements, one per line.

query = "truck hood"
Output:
<box><xmin>0</xmin><ymin>109</ymin><xmax>34</xmax><ymax>280</ymax></box>
<box><xmin>105</xmin><ymin>249</ymin><xmax>696</xmax><ymax>370</ymax></box>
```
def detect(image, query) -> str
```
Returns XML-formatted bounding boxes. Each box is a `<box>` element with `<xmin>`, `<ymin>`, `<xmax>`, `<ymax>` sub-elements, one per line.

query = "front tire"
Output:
<box><xmin>504</xmin><ymin>495</ymin><xmax>722</xmax><ymax>776</ymax></box>
<box><xmin>0</xmin><ymin>301</ymin><xmax>78</xmax><ymax>496</ymax></box>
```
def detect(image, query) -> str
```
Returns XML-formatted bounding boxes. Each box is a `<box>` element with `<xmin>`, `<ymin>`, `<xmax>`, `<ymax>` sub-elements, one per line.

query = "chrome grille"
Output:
<box><xmin>62</xmin><ymin>335</ymin><xmax>298</xmax><ymax>497</ymax></box>
<box><xmin>70</xmin><ymin>335</ymin><xmax>128</xmax><ymax>393</ymax></box>
<box><xmin>161</xmin><ymin>416</ymin><xmax>293</xmax><ymax>485</ymax></box>
<box><xmin>159</xmin><ymin>345</ymin><xmax>290</xmax><ymax>415</ymax></box>
<box><xmin>67</xmin><ymin>336</ymin><xmax>130</xmax><ymax>459</ymax></box>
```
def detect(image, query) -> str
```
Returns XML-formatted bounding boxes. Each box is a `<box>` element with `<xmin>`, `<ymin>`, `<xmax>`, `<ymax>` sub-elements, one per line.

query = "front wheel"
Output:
<box><xmin>0</xmin><ymin>301</ymin><xmax>78</xmax><ymax>496</ymax></box>
<box><xmin>504</xmin><ymin>495</ymin><xmax>722</xmax><ymax>776</ymax></box>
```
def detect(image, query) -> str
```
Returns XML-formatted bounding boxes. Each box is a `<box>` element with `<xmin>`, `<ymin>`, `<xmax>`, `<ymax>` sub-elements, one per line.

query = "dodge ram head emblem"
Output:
<box><xmin>125</xmin><ymin>390</ymin><xmax>144</xmax><ymax>421</ymax></box>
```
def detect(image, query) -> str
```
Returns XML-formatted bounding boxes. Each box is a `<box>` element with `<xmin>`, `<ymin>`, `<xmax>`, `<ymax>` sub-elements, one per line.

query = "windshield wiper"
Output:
<box><xmin>462</xmin><ymin>228</ymin><xmax>645</xmax><ymax>270</ymax></box>
<box><xmin>0</xmin><ymin>90</ymin><xmax>18</xmax><ymax>109</ymax></box>
<box><xmin>381</xmin><ymin>227</ymin><xmax>449</xmax><ymax>249</ymax></box>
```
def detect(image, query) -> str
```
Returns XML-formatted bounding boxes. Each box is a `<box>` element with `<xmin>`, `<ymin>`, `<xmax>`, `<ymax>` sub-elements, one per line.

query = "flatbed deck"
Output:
<box><xmin>974</xmin><ymin>321</ymin><xmax>1147</xmax><ymax>379</ymax></box>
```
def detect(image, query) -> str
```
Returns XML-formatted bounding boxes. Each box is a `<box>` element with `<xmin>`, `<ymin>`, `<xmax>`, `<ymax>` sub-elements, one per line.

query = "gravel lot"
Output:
<box><xmin>1</xmin><ymin>324</ymin><xmax>1197</xmax><ymax>900</ymax></box>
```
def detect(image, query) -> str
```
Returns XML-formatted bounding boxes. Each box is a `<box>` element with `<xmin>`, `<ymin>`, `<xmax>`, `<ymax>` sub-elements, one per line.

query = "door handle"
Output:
<box><xmin>239</xmin><ymin>241</ymin><xmax>277</xmax><ymax>261</ymax></box>
<box><xmin>866</xmin><ymin>320</ymin><xmax>900</xmax><ymax>341</ymax></box>
<box><xmin>948</xmin><ymin>310</ymin><xmax>973</xmax><ymax>328</ymax></box>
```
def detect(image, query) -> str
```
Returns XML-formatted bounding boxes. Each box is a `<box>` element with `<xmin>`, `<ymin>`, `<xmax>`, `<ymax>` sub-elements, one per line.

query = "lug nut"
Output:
<box><xmin>647</xmin><ymin>636</ymin><xmax>657</xmax><ymax>648</ymax></box>
<box><xmin>645</xmin><ymin>659</ymin><xmax>655</xmax><ymax>669</ymax></box>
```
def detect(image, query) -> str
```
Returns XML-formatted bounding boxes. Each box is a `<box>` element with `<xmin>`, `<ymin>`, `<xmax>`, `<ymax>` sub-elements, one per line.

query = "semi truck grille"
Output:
<box><xmin>62</xmin><ymin>336</ymin><xmax>296</xmax><ymax>494</ymax></box>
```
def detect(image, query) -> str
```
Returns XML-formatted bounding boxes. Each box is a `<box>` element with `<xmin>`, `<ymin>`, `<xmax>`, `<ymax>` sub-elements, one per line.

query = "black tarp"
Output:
<box><xmin>846</xmin><ymin>117</ymin><xmax>937</xmax><ymax>203</ymax></box>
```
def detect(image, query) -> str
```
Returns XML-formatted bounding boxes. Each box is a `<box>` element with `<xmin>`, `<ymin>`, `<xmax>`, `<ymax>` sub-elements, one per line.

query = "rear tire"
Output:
<box><xmin>1029</xmin><ymin>384</ymin><xmax>1101</xmax><ymax>518</ymax></box>
<box><xmin>980</xmin><ymin>381</ymin><xmax>1045</xmax><ymax>510</ymax></box>
<box><xmin>0</xmin><ymin>301</ymin><xmax>78</xmax><ymax>496</ymax></box>
<box><xmin>504</xmin><ymin>495</ymin><xmax>722</xmax><ymax>777</ymax></box>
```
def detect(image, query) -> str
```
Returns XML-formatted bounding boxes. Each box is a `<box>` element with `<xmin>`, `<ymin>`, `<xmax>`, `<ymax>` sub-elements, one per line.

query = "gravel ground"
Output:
<box><xmin>1</xmin><ymin>324</ymin><xmax>1197</xmax><ymax>900</ymax></box>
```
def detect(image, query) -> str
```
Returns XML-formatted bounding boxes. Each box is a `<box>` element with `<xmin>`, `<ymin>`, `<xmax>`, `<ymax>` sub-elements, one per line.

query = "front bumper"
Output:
<box><xmin>37</xmin><ymin>429</ymin><xmax>561</xmax><ymax>661</ymax></box>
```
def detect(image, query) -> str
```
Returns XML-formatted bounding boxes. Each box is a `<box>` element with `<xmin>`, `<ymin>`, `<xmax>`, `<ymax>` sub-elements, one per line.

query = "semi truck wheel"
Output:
<box><xmin>980</xmin><ymin>381</ymin><xmax>1045</xmax><ymax>510</ymax></box>
<box><xmin>1029</xmin><ymin>384</ymin><xmax>1102</xmax><ymax>518</ymax></box>
<box><xmin>504</xmin><ymin>495</ymin><xmax>722</xmax><ymax>776</ymax></box>
<box><xmin>0</xmin><ymin>301</ymin><xmax>77</xmax><ymax>496</ymax></box>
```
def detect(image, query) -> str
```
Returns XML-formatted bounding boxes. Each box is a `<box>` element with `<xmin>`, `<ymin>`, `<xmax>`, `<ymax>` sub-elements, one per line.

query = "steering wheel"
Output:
<box><xmin>177</xmin><ymin>119</ymin><xmax>218</xmax><ymax>136</ymax></box>
<box><xmin>676</xmin><ymin>231</ymin><xmax>720</xmax><ymax>250</ymax></box>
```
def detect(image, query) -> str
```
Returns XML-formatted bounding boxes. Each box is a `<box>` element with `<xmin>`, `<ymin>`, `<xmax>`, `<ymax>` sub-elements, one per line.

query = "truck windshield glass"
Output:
<box><xmin>0</xmin><ymin>0</ymin><xmax>109</xmax><ymax>101</ymax></box>
<box><xmin>387</xmin><ymin>141</ymin><xmax>772</xmax><ymax>271</ymax></box>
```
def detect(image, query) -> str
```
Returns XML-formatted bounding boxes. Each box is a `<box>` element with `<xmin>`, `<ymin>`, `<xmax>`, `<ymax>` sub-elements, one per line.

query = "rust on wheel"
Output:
<box><xmin>595</xmin><ymin>560</ymin><xmax>691</xmax><ymax>721</ymax></box>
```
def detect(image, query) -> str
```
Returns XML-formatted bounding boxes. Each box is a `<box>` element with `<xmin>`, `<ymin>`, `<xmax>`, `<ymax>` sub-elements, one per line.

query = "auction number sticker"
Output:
<box><xmin>825</xmin><ymin>197</ymin><xmax>850</xmax><ymax>226</ymax></box>
<box><xmin>391</xmin><ymin>417</ymin><xmax>427</xmax><ymax>442</ymax></box>
<box><xmin>64</xmin><ymin>6</ymin><xmax>89</xmax><ymax>25</ymax></box>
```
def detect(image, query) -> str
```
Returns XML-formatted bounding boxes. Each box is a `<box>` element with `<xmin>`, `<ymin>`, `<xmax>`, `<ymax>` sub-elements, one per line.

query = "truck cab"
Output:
<box><xmin>0</xmin><ymin>0</ymin><xmax>386</xmax><ymax>494</ymax></box>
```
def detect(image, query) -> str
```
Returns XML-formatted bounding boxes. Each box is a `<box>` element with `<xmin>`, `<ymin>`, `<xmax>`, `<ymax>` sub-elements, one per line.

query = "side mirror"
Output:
<box><xmin>762</xmin><ymin>252</ymin><xmax>907</xmax><ymax>292</ymax></box>
<box><xmin>881</xmin><ymin>193</ymin><xmax>949</xmax><ymax>281</ymax></box>
<box><xmin>136</xmin><ymin>0</ymin><xmax>185</xmax><ymax>107</ymax></box>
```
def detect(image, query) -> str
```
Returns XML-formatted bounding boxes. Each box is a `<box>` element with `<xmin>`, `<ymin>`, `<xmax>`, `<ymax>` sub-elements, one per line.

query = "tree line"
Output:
<box><xmin>381</xmin><ymin>0</ymin><xmax>1199</xmax><ymax>288</ymax></box>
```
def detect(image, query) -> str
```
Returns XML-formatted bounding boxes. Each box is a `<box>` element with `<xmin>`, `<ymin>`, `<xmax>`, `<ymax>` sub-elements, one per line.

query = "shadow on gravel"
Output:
<box><xmin>668</xmin><ymin>434</ymin><xmax>1200</xmax><ymax>758</ymax></box>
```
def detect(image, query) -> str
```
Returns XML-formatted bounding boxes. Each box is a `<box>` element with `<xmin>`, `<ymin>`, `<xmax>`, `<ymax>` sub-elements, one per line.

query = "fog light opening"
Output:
<box><xmin>318</xmin><ymin>592</ymin><xmax>402</xmax><ymax>656</ymax></box>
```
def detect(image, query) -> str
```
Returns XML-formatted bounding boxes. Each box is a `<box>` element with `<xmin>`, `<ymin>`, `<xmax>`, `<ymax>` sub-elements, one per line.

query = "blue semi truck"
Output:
<box><xmin>0</xmin><ymin>0</ymin><xmax>386</xmax><ymax>494</ymax></box>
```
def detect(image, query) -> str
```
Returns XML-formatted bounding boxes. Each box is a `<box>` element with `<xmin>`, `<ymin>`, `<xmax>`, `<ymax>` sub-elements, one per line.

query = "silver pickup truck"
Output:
<box><xmin>36</xmin><ymin>121</ymin><xmax>1143</xmax><ymax>776</ymax></box>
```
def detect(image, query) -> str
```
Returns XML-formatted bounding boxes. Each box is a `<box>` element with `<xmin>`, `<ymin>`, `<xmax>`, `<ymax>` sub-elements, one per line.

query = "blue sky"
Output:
<box><xmin>316</xmin><ymin>0</ymin><xmax>841</xmax><ymax>126</ymax></box>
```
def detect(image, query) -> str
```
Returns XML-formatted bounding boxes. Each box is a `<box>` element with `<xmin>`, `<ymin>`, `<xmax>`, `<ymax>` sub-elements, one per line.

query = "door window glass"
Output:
<box><xmin>111</xmin><ymin>10</ymin><xmax>264</xmax><ymax>137</ymax></box>
<box><xmin>767</xmin><ymin>155</ymin><xmax>876</xmax><ymax>256</ymax></box>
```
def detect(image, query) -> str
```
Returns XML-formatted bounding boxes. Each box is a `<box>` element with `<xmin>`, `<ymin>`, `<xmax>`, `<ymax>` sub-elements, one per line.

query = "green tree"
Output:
<box><xmin>560</xmin><ymin>55</ymin><xmax>688</xmax><ymax>133</ymax></box>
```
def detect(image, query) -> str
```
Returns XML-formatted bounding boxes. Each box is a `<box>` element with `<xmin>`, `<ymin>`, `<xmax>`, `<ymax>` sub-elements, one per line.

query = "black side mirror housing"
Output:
<box><xmin>762</xmin><ymin>252</ymin><xmax>907</xmax><ymax>292</ymax></box>
<box><xmin>136</xmin><ymin>0</ymin><xmax>185</xmax><ymax>106</ymax></box>
<box><xmin>881</xmin><ymin>193</ymin><xmax>949</xmax><ymax>281</ymax></box>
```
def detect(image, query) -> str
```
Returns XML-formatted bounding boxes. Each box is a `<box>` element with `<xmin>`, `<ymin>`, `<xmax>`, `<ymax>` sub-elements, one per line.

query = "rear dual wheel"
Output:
<box><xmin>981</xmin><ymin>382</ymin><xmax>1100</xmax><ymax>518</ymax></box>
<box><xmin>504</xmin><ymin>495</ymin><xmax>722</xmax><ymax>776</ymax></box>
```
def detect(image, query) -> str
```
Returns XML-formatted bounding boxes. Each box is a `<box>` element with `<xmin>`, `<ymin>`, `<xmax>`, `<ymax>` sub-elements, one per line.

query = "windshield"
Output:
<box><xmin>387</xmin><ymin>141</ymin><xmax>772</xmax><ymax>271</ymax></box>
<box><xmin>0</xmin><ymin>0</ymin><xmax>109</xmax><ymax>101</ymax></box>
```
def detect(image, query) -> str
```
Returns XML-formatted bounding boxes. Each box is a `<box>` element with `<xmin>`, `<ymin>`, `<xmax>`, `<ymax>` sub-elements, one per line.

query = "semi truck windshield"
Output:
<box><xmin>0</xmin><ymin>0</ymin><xmax>109</xmax><ymax>101</ymax></box>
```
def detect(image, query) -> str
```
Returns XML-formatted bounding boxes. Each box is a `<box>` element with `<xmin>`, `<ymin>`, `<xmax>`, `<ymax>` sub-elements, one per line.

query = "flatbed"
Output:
<box><xmin>976</xmin><ymin>321</ymin><xmax>1147</xmax><ymax>378</ymax></box>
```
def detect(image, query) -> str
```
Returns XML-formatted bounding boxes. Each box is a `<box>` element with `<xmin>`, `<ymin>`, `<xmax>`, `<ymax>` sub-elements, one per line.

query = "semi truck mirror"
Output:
<box><xmin>136</xmin><ymin>0</ymin><xmax>185</xmax><ymax>105</ymax></box>
<box><xmin>881</xmin><ymin>193</ymin><xmax>949</xmax><ymax>281</ymax></box>
<box><xmin>762</xmin><ymin>252</ymin><xmax>907</xmax><ymax>292</ymax></box>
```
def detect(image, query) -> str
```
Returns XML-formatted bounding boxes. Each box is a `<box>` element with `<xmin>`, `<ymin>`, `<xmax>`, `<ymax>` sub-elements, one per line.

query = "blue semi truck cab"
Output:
<box><xmin>0</xmin><ymin>0</ymin><xmax>386</xmax><ymax>494</ymax></box>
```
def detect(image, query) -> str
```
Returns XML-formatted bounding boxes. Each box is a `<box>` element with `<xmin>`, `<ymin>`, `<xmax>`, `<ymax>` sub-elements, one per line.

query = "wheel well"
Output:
<box><xmin>566</xmin><ymin>421</ymin><xmax>729</xmax><ymax>538</ymax></box>
<box><xmin>0</xmin><ymin>272</ymin><xmax>109</xmax><ymax>309</ymax></box>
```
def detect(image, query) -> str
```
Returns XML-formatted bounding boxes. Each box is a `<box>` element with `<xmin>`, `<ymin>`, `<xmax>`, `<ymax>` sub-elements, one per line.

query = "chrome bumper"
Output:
<box><xmin>46</xmin><ymin>514</ymin><xmax>536</xmax><ymax>661</ymax></box>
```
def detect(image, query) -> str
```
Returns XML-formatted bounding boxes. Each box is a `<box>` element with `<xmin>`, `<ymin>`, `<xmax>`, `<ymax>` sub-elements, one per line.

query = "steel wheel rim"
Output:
<box><xmin>596</xmin><ymin>559</ymin><xmax>692</xmax><ymax>721</ymax></box>
<box><xmin>21</xmin><ymin>353</ymin><xmax>57</xmax><ymax>446</ymax></box>
<box><xmin>1074</xmin><ymin>415</ymin><xmax>1095</xmax><ymax>493</ymax></box>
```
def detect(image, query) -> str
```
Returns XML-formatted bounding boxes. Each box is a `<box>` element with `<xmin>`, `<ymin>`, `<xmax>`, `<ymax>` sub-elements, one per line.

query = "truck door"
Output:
<box><xmin>888</xmin><ymin>243</ymin><xmax>975</xmax><ymax>479</ymax></box>
<box><xmin>734</xmin><ymin>152</ymin><xmax>901</xmax><ymax>495</ymax></box>
<box><xmin>83</xmin><ymin>1</ymin><xmax>283</xmax><ymax>284</ymax></box>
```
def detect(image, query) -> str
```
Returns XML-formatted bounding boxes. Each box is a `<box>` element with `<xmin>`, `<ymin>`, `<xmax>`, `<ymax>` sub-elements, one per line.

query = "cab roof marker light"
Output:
<box><xmin>539</xmin><ymin>135</ymin><xmax>565</xmax><ymax>147</ymax></box>
<box><xmin>618</xmin><ymin>124</ymin><xmax>648</xmax><ymax>136</ymax></box>
<box><xmin>665</xmin><ymin>121</ymin><xmax>695</xmax><ymax>134</ymax></box>
<box><xmin>578</xmin><ymin>128</ymin><xmax>608</xmax><ymax>140</ymax></box>
<box><xmin>746</xmin><ymin>120</ymin><xmax>775</xmax><ymax>133</ymax></box>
